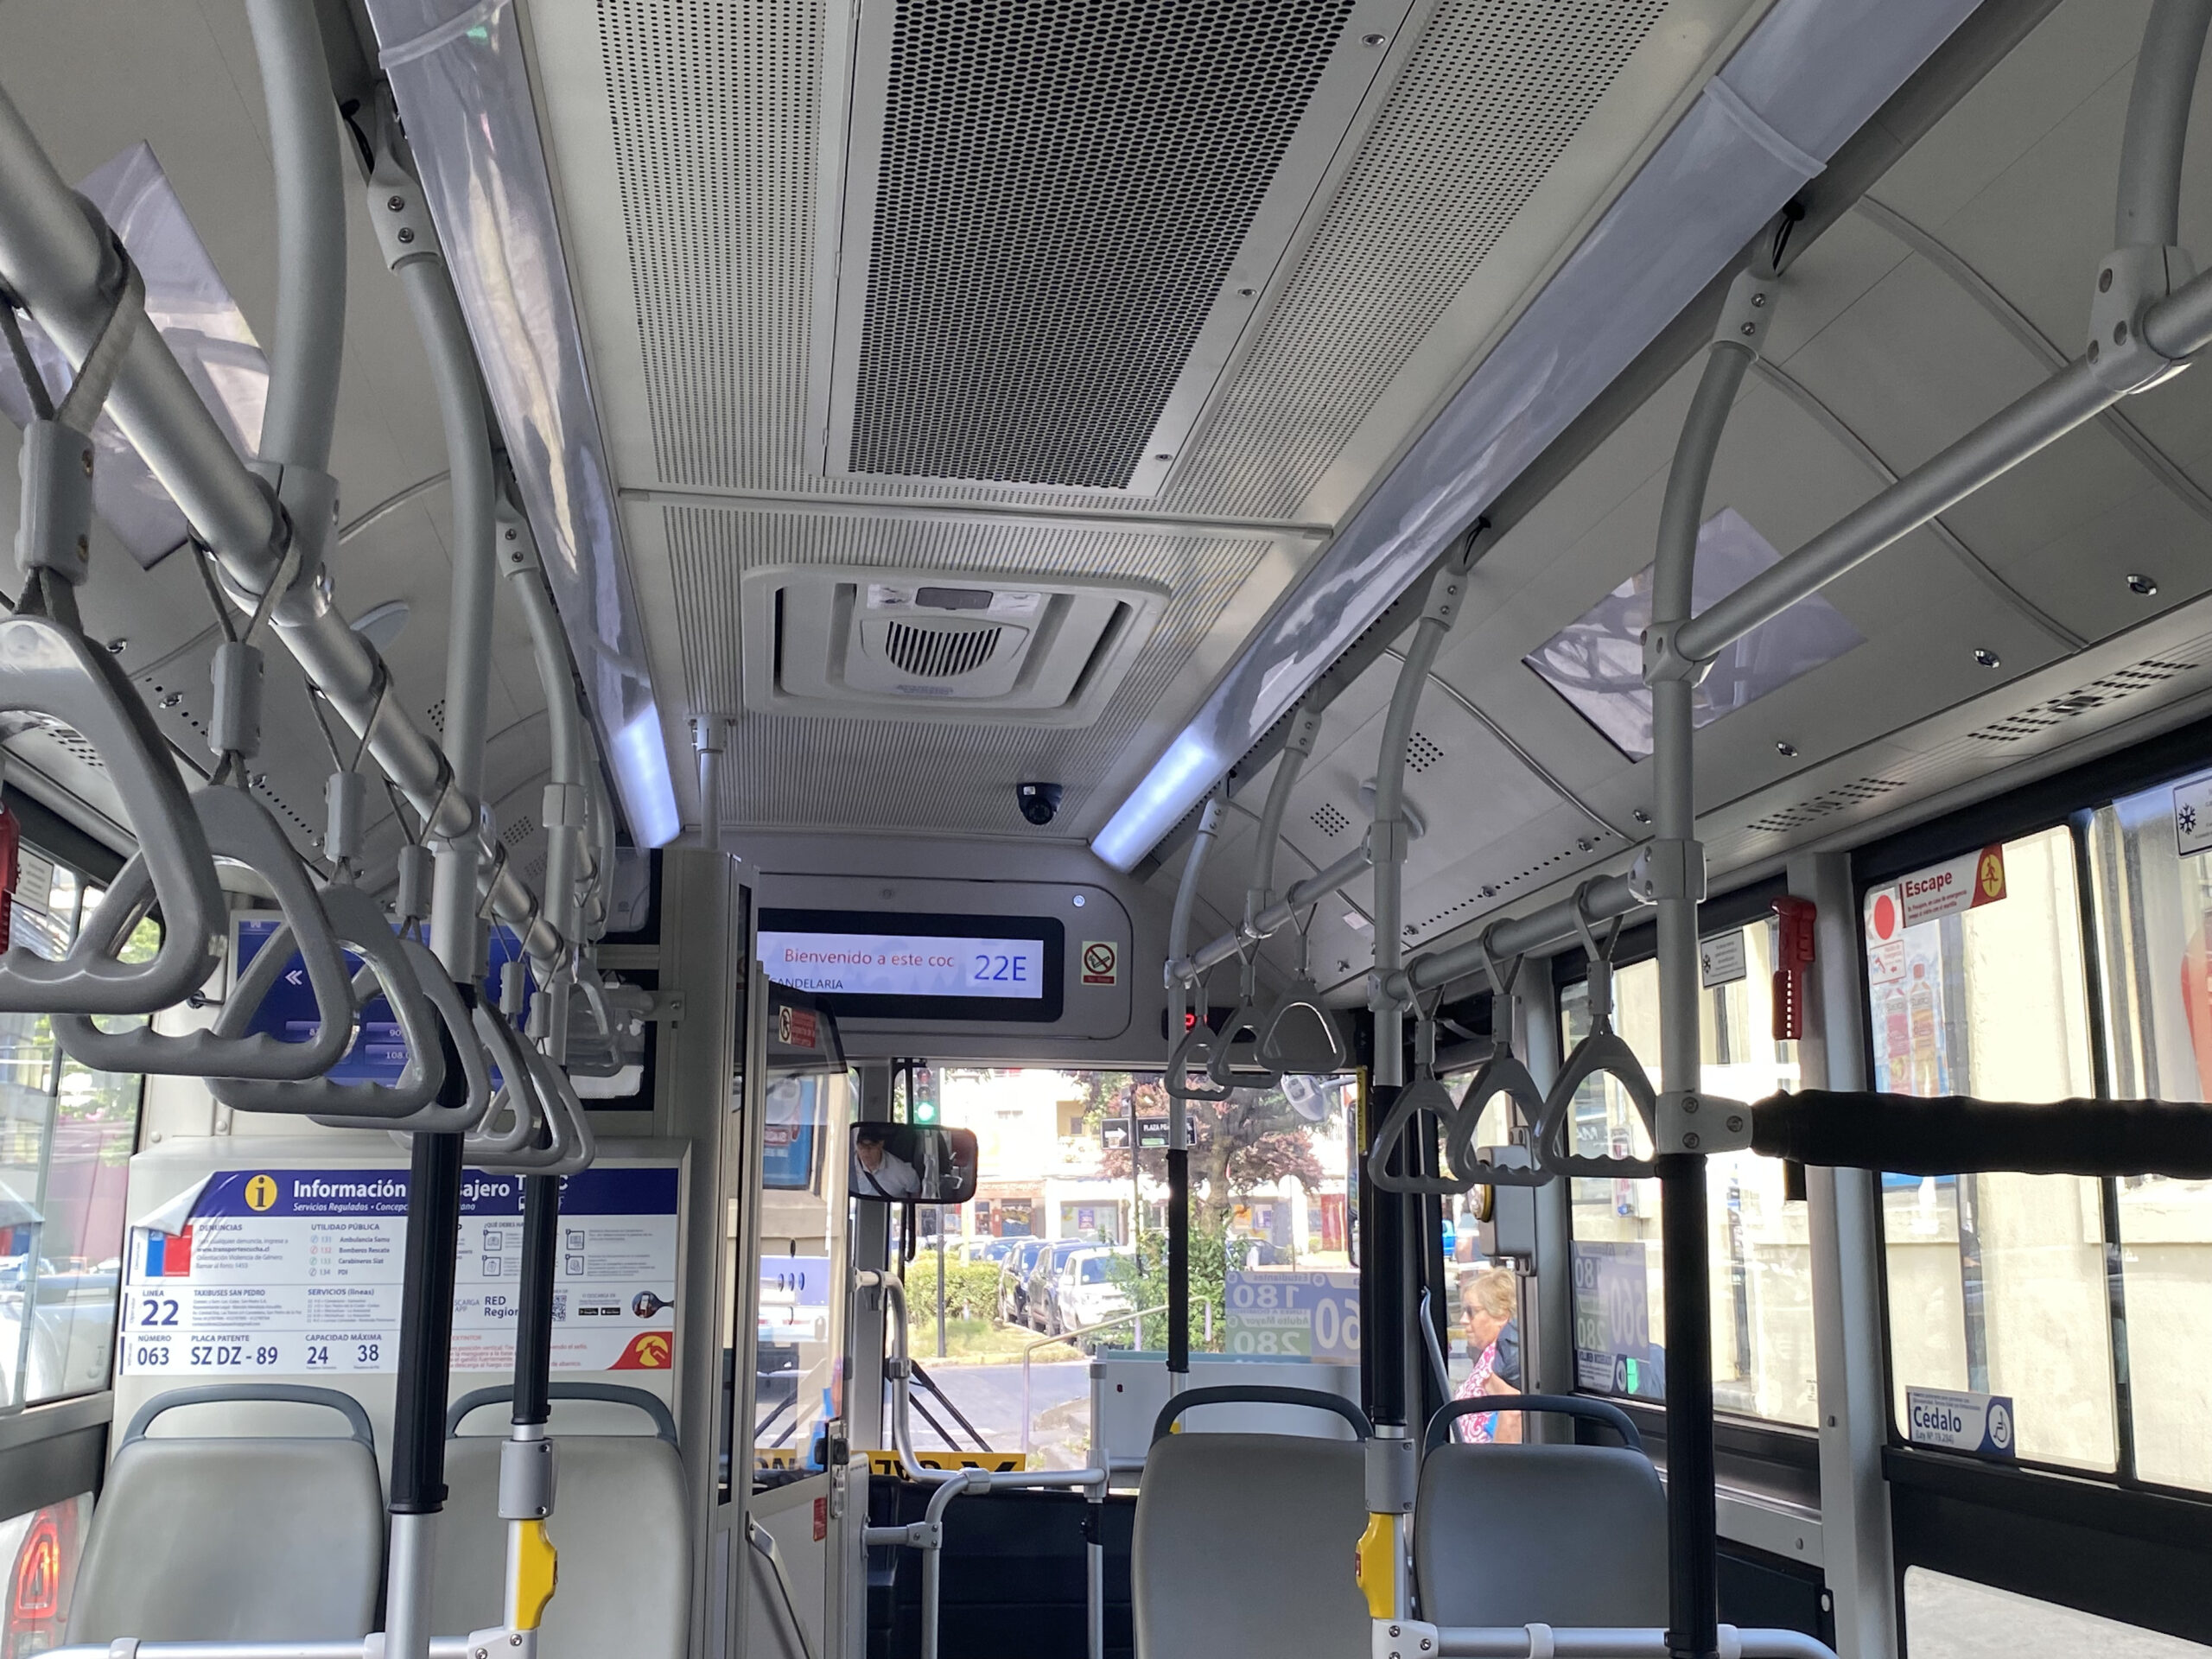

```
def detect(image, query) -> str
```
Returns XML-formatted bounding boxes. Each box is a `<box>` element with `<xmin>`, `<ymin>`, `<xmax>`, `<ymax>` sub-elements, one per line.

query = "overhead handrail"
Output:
<box><xmin>53</xmin><ymin>785</ymin><xmax>355</xmax><ymax>1078</ymax></box>
<box><xmin>1152</xmin><ymin>1384</ymin><xmax>1373</xmax><ymax>1443</ymax></box>
<box><xmin>1423</xmin><ymin>1393</ymin><xmax>1643</xmax><ymax>1454</ymax></box>
<box><xmin>1441</xmin><ymin>937</ymin><xmax>1553</xmax><ymax>1190</ymax></box>
<box><xmin>1535</xmin><ymin>883</ymin><xmax>1657</xmax><ymax>1179</ymax></box>
<box><xmin>207</xmin><ymin>882</ymin><xmax>448</xmax><ymax>1119</ymax></box>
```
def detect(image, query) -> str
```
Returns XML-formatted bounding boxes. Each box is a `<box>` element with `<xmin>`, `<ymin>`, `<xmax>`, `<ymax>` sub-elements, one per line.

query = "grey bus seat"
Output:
<box><xmin>1134</xmin><ymin>1428</ymin><xmax>1370</xmax><ymax>1659</ymax></box>
<box><xmin>67</xmin><ymin>1385</ymin><xmax>384</xmax><ymax>1645</ymax></box>
<box><xmin>433</xmin><ymin>1383</ymin><xmax>687</xmax><ymax>1659</ymax></box>
<box><xmin>1414</xmin><ymin>1395</ymin><xmax>1665</xmax><ymax>1628</ymax></box>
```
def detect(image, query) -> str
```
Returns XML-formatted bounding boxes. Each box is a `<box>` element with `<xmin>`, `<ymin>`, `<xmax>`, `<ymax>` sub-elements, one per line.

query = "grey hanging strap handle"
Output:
<box><xmin>1535</xmin><ymin>883</ymin><xmax>1657</xmax><ymax>1178</ymax></box>
<box><xmin>208</xmin><ymin>883</ymin><xmax>447</xmax><ymax>1118</ymax></box>
<box><xmin>1442</xmin><ymin>1054</ymin><xmax>1554</xmax><ymax>1189</ymax></box>
<box><xmin>0</xmin><ymin>618</ymin><xmax>226</xmax><ymax>1014</ymax></box>
<box><xmin>1255</xmin><ymin>974</ymin><xmax>1349</xmax><ymax>1075</ymax></box>
<box><xmin>325</xmin><ymin>938</ymin><xmax>490</xmax><ymax>1134</ymax></box>
<box><xmin>1368</xmin><ymin>1072</ymin><xmax>1474</xmax><ymax>1196</ymax></box>
<box><xmin>1165</xmin><ymin>1020</ymin><xmax>1233</xmax><ymax>1103</ymax></box>
<box><xmin>521</xmin><ymin>1045</ymin><xmax>595</xmax><ymax>1175</ymax></box>
<box><xmin>1205</xmin><ymin>952</ymin><xmax>1278</xmax><ymax>1090</ymax></box>
<box><xmin>469</xmin><ymin>1014</ymin><xmax>591</xmax><ymax>1173</ymax></box>
<box><xmin>1438</xmin><ymin>931</ymin><xmax>1553</xmax><ymax>1188</ymax></box>
<box><xmin>55</xmin><ymin>788</ymin><xmax>357</xmax><ymax>1078</ymax></box>
<box><xmin>467</xmin><ymin>1007</ymin><xmax>547</xmax><ymax>1160</ymax></box>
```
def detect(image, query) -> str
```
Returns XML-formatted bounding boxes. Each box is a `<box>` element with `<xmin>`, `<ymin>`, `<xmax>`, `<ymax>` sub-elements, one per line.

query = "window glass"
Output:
<box><xmin>2087</xmin><ymin>776</ymin><xmax>2212</xmax><ymax>1491</ymax></box>
<box><xmin>1864</xmin><ymin>825</ymin><xmax>2113</xmax><ymax>1471</ymax></box>
<box><xmin>1904</xmin><ymin>1567</ymin><xmax>2209</xmax><ymax>1659</ymax></box>
<box><xmin>906</xmin><ymin>1068</ymin><xmax>1355</xmax><ymax>1467</ymax></box>
<box><xmin>1561</xmin><ymin>919</ymin><xmax>1815</xmax><ymax>1425</ymax></box>
<box><xmin>753</xmin><ymin>1069</ymin><xmax>849</xmax><ymax>1490</ymax></box>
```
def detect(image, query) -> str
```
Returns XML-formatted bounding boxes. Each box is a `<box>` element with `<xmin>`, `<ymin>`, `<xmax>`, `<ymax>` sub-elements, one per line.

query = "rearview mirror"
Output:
<box><xmin>849</xmin><ymin>1122</ymin><xmax>978</xmax><ymax>1205</ymax></box>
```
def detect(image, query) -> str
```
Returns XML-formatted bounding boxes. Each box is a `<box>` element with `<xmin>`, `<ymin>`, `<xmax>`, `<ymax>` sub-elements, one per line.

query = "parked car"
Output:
<box><xmin>1047</xmin><ymin>1247</ymin><xmax>1133</xmax><ymax>1338</ymax></box>
<box><xmin>997</xmin><ymin>1237</ymin><xmax>1046</xmax><ymax>1324</ymax></box>
<box><xmin>1022</xmin><ymin>1240</ymin><xmax>1092</xmax><ymax>1330</ymax></box>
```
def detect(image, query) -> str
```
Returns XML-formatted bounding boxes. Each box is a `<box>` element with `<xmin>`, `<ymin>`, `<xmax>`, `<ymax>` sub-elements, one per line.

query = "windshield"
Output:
<box><xmin>1078</xmin><ymin>1257</ymin><xmax>1111</xmax><ymax>1284</ymax></box>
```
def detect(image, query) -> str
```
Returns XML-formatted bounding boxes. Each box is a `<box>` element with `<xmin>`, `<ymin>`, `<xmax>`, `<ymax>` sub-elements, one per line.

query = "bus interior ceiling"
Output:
<box><xmin>0</xmin><ymin>0</ymin><xmax>2209</xmax><ymax>1657</ymax></box>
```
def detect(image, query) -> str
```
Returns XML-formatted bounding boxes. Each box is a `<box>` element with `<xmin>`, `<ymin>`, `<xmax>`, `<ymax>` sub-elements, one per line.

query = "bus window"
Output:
<box><xmin>2088</xmin><ymin>776</ymin><xmax>2212</xmax><ymax>1492</ymax></box>
<box><xmin>1904</xmin><ymin>1567</ymin><xmax>2209</xmax><ymax>1659</ymax></box>
<box><xmin>754</xmin><ymin>1069</ymin><xmax>852</xmax><ymax>1486</ymax></box>
<box><xmin>1562</xmin><ymin>916</ymin><xmax>1815</xmax><ymax>1426</ymax></box>
<box><xmin>1864</xmin><ymin>824</ymin><xmax>2113</xmax><ymax>1472</ymax></box>
<box><xmin>0</xmin><ymin>855</ymin><xmax>146</xmax><ymax>1408</ymax></box>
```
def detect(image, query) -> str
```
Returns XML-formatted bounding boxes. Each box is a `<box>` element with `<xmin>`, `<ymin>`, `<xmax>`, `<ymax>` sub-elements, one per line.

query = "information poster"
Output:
<box><xmin>1224</xmin><ymin>1269</ymin><xmax>1359</xmax><ymax>1359</ymax></box>
<box><xmin>120</xmin><ymin>1166</ymin><xmax>679</xmax><ymax>1377</ymax></box>
<box><xmin>1573</xmin><ymin>1239</ymin><xmax>1664</xmax><ymax>1399</ymax></box>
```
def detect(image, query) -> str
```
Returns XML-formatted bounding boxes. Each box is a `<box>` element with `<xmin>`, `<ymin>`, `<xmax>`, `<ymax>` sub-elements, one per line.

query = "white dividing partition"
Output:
<box><xmin>1094</xmin><ymin>1352</ymin><xmax>1363</xmax><ymax>1466</ymax></box>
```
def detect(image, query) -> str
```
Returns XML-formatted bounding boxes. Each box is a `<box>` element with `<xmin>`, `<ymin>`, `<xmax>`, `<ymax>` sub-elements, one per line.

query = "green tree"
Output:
<box><xmin>1098</xmin><ymin>1077</ymin><xmax>1327</xmax><ymax>1232</ymax></box>
<box><xmin>1109</xmin><ymin>1221</ymin><xmax>1231</xmax><ymax>1354</ymax></box>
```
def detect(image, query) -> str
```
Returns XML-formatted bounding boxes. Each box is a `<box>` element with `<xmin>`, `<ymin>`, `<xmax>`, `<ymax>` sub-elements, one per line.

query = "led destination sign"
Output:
<box><xmin>761</xmin><ymin>931</ymin><xmax>1044</xmax><ymax>1000</ymax></box>
<box><xmin>757</xmin><ymin>909</ymin><xmax>1065</xmax><ymax>1023</ymax></box>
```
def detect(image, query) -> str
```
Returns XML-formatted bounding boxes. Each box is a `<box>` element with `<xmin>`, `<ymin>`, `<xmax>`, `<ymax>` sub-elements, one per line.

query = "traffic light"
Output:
<box><xmin>910</xmin><ymin>1064</ymin><xmax>939</xmax><ymax>1125</ymax></box>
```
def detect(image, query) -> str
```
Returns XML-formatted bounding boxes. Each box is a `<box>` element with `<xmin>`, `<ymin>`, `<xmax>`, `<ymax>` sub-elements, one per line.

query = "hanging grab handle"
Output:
<box><xmin>467</xmin><ymin>1006</ymin><xmax>547</xmax><ymax>1160</ymax></box>
<box><xmin>54</xmin><ymin>787</ymin><xmax>357</xmax><ymax>1078</ymax></box>
<box><xmin>1254</xmin><ymin>976</ymin><xmax>1349</xmax><ymax>1076</ymax></box>
<box><xmin>323</xmin><ymin>938</ymin><xmax>491</xmax><ymax>1134</ymax></box>
<box><xmin>1166</xmin><ymin>1020</ymin><xmax>1233</xmax><ymax>1103</ymax></box>
<box><xmin>1531</xmin><ymin>885</ymin><xmax>1658</xmax><ymax>1179</ymax></box>
<box><xmin>1367</xmin><ymin>1072</ymin><xmax>1476</xmax><ymax>1196</ymax></box>
<box><xmin>1442</xmin><ymin>1053</ymin><xmax>1554</xmax><ymax>1189</ymax></box>
<box><xmin>207</xmin><ymin>883</ymin><xmax>447</xmax><ymax>1119</ymax></box>
<box><xmin>0</xmin><ymin>617</ymin><xmax>226</xmax><ymax>1014</ymax></box>
<box><xmin>1205</xmin><ymin>965</ymin><xmax>1277</xmax><ymax>1090</ymax></box>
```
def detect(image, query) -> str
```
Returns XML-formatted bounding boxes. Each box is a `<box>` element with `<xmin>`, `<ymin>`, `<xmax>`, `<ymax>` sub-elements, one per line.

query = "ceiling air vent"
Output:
<box><xmin>819</xmin><ymin>0</ymin><xmax>1417</xmax><ymax>493</ymax></box>
<box><xmin>741</xmin><ymin>568</ymin><xmax>1168</xmax><ymax>726</ymax></box>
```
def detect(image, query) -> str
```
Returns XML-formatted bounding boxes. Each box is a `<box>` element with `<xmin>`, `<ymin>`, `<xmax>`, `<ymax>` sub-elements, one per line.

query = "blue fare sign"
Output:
<box><xmin>1906</xmin><ymin>1386</ymin><xmax>2016</xmax><ymax>1457</ymax></box>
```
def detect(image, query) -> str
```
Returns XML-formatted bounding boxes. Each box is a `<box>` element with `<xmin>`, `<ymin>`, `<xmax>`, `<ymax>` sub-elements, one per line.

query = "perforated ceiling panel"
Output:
<box><xmin>849</xmin><ymin>0</ymin><xmax>1355</xmax><ymax>487</ymax></box>
<box><xmin>1161</xmin><ymin>0</ymin><xmax>1669</xmax><ymax>517</ymax></box>
<box><xmin>664</xmin><ymin>506</ymin><xmax>1273</xmax><ymax>832</ymax></box>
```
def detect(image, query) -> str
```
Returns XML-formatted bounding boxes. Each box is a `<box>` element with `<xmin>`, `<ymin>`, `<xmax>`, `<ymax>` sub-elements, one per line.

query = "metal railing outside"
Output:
<box><xmin>1020</xmin><ymin>1302</ymin><xmax>1166</xmax><ymax>1457</ymax></box>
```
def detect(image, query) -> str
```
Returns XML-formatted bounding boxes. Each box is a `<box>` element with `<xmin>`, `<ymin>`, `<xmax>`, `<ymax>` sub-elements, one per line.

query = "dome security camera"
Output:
<box><xmin>1017</xmin><ymin>782</ymin><xmax>1063</xmax><ymax>827</ymax></box>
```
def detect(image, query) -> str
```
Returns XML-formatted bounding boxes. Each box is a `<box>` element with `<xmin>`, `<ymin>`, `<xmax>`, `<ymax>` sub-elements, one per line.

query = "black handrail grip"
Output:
<box><xmin>1151</xmin><ymin>1384</ymin><xmax>1372</xmax><ymax>1445</ymax></box>
<box><xmin>124</xmin><ymin>1383</ymin><xmax>375</xmax><ymax>1448</ymax></box>
<box><xmin>1423</xmin><ymin>1392</ymin><xmax>1643</xmax><ymax>1452</ymax></box>
<box><xmin>447</xmin><ymin>1380</ymin><xmax>677</xmax><ymax>1443</ymax></box>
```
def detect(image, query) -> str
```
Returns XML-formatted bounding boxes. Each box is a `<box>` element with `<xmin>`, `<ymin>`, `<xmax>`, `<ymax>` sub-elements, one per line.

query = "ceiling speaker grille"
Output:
<box><xmin>1165</xmin><ymin>0</ymin><xmax>1667</xmax><ymax>516</ymax></box>
<box><xmin>1745</xmin><ymin>778</ymin><xmax>1909</xmax><ymax>837</ymax></box>
<box><xmin>850</xmin><ymin>0</ymin><xmax>1355</xmax><ymax>487</ymax></box>
<box><xmin>1406</xmin><ymin>731</ymin><xmax>1444</xmax><ymax>772</ymax></box>
<box><xmin>881</xmin><ymin>620</ymin><xmax>1003</xmax><ymax>679</ymax></box>
<box><xmin>1964</xmin><ymin>658</ymin><xmax>2197</xmax><ymax>744</ymax></box>
<box><xmin>1311</xmin><ymin>801</ymin><xmax>1351</xmax><ymax>838</ymax></box>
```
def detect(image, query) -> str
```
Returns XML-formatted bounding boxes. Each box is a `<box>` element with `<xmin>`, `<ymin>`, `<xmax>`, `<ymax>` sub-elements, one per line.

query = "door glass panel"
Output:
<box><xmin>1904</xmin><ymin>1567</ymin><xmax>2209</xmax><ymax>1659</ymax></box>
<box><xmin>2087</xmin><ymin>776</ymin><xmax>2212</xmax><ymax>1491</ymax></box>
<box><xmin>1562</xmin><ymin>917</ymin><xmax>1815</xmax><ymax>1425</ymax></box>
<box><xmin>1865</xmin><ymin>826</ymin><xmax>2113</xmax><ymax>1471</ymax></box>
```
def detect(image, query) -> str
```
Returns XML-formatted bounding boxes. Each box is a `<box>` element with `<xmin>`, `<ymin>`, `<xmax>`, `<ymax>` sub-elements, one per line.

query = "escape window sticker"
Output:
<box><xmin>120</xmin><ymin>1165</ymin><xmax>679</xmax><ymax>1377</ymax></box>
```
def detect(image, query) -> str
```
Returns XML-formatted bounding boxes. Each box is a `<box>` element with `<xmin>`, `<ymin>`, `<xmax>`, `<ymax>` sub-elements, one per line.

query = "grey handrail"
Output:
<box><xmin>1442</xmin><ymin>1055</ymin><xmax>1555</xmax><ymax>1190</ymax></box>
<box><xmin>319</xmin><ymin>938</ymin><xmax>490</xmax><ymax>1134</ymax></box>
<box><xmin>1152</xmin><ymin>1384</ymin><xmax>1372</xmax><ymax>1443</ymax></box>
<box><xmin>465</xmin><ymin>1007</ymin><xmax>543</xmax><ymax>1160</ymax></box>
<box><xmin>124</xmin><ymin>1383</ymin><xmax>375</xmax><ymax>1448</ymax></box>
<box><xmin>54</xmin><ymin>786</ymin><xmax>355</xmax><ymax>1078</ymax></box>
<box><xmin>1424</xmin><ymin>1393</ymin><xmax>1643</xmax><ymax>1452</ymax></box>
<box><xmin>447</xmin><ymin>1382</ymin><xmax>676</xmax><ymax>1443</ymax></box>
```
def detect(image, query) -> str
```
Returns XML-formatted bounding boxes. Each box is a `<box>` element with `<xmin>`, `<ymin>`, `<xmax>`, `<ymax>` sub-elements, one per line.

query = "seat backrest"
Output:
<box><xmin>67</xmin><ymin>1387</ymin><xmax>384</xmax><ymax>1643</ymax></box>
<box><xmin>1413</xmin><ymin>1445</ymin><xmax>1666</xmax><ymax>1627</ymax></box>
<box><xmin>435</xmin><ymin>1433</ymin><xmax>690</xmax><ymax>1658</ymax></box>
<box><xmin>1133</xmin><ymin>1433</ymin><xmax>1369</xmax><ymax>1659</ymax></box>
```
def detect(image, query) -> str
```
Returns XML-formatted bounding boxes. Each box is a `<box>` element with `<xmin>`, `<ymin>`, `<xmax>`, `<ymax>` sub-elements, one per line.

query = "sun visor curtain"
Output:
<box><xmin>1750</xmin><ymin>1090</ymin><xmax>2212</xmax><ymax>1179</ymax></box>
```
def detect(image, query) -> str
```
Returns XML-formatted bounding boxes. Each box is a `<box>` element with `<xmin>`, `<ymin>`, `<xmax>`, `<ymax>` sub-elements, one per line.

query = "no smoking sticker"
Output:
<box><xmin>1080</xmin><ymin>940</ymin><xmax>1119</xmax><ymax>985</ymax></box>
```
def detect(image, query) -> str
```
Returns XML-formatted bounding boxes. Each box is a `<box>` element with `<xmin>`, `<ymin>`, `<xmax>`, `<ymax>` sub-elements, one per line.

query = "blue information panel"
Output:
<box><xmin>235</xmin><ymin>918</ymin><xmax>537</xmax><ymax>1084</ymax></box>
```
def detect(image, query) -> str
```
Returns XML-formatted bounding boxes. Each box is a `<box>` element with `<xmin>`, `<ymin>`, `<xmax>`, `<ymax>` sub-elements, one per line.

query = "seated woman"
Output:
<box><xmin>1453</xmin><ymin>1268</ymin><xmax>1522</xmax><ymax>1444</ymax></box>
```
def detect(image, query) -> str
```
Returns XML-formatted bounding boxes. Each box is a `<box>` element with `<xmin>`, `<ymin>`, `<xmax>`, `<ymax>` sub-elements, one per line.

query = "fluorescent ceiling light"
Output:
<box><xmin>1525</xmin><ymin>508</ymin><xmax>1863</xmax><ymax>759</ymax></box>
<box><xmin>371</xmin><ymin>0</ymin><xmax>682</xmax><ymax>849</ymax></box>
<box><xmin>1091</xmin><ymin>0</ymin><xmax>1978</xmax><ymax>871</ymax></box>
<box><xmin>0</xmin><ymin>143</ymin><xmax>265</xmax><ymax>568</ymax></box>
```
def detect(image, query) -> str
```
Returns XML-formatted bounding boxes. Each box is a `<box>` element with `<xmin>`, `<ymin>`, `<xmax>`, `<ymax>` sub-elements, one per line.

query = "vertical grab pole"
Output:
<box><xmin>1359</xmin><ymin>539</ymin><xmax>1475</xmax><ymax>1619</ymax></box>
<box><xmin>381</xmin><ymin>185</ymin><xmax>500</xmax><ymax>1659</ymax></box>
<box><xmin>1646</xmin><ymin>264</ymin><xmax>1769</xmax><ymax>1659</ymax></box>
<box><xmin>1164</xmin><ymin>793</ymin><xmax>1224</xmax><ymax>1391</ymax></box>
